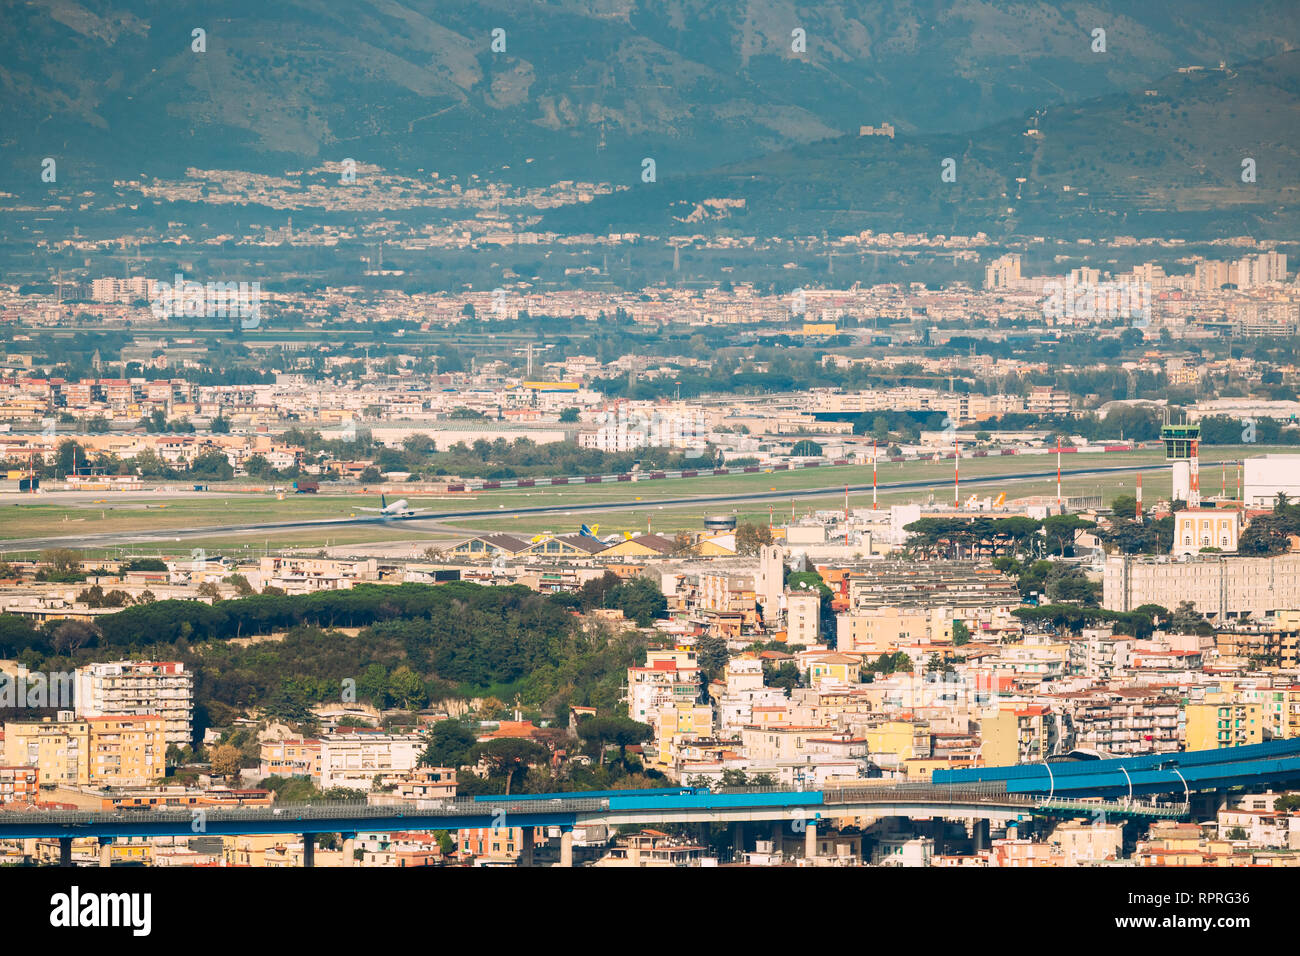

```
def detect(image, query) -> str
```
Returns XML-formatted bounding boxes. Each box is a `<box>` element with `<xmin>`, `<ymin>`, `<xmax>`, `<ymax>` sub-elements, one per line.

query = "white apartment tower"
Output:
<box><xmin>75</xmin><ymin>661</ymin><xmax>194</xmax><ymax>746</ymax></box>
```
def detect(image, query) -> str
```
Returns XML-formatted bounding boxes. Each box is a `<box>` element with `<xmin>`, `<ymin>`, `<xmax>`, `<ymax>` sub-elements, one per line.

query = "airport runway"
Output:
<box><xmin>0</xmin><ymin>461</ymin><xmax>1148</xmax><ymax>552</ymax></box>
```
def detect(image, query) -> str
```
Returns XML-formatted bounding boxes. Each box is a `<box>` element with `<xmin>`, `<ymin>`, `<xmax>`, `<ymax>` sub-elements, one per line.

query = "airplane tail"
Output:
<box><xmin>580</xmin><ymin>523</ymin><xmax>599</xmax><ymax>537</ymax></box>
<box><xmin>381</xmin><ymin>493</ymin><xmax>387</xmax><ymax>509</ymax></box>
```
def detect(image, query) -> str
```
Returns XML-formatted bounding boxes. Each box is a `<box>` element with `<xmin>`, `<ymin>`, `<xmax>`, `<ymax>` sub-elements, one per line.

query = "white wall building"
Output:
<box><xmin>1244</xmin><ymin>455</ymin><xmax>1300</xmax><ymax>509</ymax></box>
<box><xmin>74</xmin><ymin>661</ymin><xmax>194</xmax><ymax>746</ymax></box>
<box><xmin>317</xmin><ymin>733</ymin><xmax>425</xmax><ymax>790</ymax></box>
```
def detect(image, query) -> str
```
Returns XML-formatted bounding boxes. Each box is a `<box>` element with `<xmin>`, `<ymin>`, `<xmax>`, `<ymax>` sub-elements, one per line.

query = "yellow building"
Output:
<box><xmin>903</xmin><ymin>757</ymin><xmax>960</xmax><ymax>781</ymax></box>
<box><xmin>979</xmin><ymin>708</ymin><xmax>1019</xmax><ymax>768</ymax></box>
<box><xmin>861</xmin><ymin>721</ymin><xmax>930</xmax><ymax>763</ymax></box>
<box><xmin>836</xmin><ymin>607</ymin><xmax>953</xmax><ymax>654</ymax></box>
<box><xmin>803</xmin><ymin>652</ymin><xmax>862</xmax><ymax>687</ymax></box>
<box><xmin>223</xmin><ymin>833</ymin><xmax>345</xmax><ymax>867</ymax></box>
<box><xmin>3</xmin><ymin>716</ymin><xmax>91</xmax><ymax>786</ymax></box>
<box><xmin>979</xmin><ymin>706</ymin><xmax>1056</xmax><ymax>766</ymax></box>
<box><xmin>596</xmin><ymin>533</ymin><xmax>678</xmax><ymax>558</ymax></box>
<box><xmin>652</xmin><ymin>702</ymin><xmax>715</xmax><ymax>766</ymax></box>
<box><xmin>1186</xmin><ymin>698</ymin><xmax>1263</xmax><ymax>750</ymax></box>
<box><xmin>84</xmin><ymin>716</ymin><xmax>166</xmax><ymax>787</ymax></box>
<box><xmin>1261</xmin><ymin>686</ymin><xmax>1300</xmax><ymax>740</ymax></box>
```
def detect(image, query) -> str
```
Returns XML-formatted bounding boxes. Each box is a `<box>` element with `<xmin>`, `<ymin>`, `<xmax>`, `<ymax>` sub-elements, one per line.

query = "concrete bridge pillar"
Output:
<box><xmin>341</xmin><ymin>832</ymin><xmax>357</xmax><ymax>868</ymax></box>
<box><xmin>731</xmin><ymin>821</ymin><xmax>744</xmax><ymax>858</ymax></box>
<box><xmin>771</xmin><ymin>821</ymin><xmax>784</xmax><ymax>859</ymax></box>
<box><xmin>58</xmin><ymin>837</ymin><xmax>73</xmax><ymax>868</ymax></box>
<box><xmin>98</xmin><ymin>838</ymin><xmax>113</xmax><ymax>868</ymax></box>
<box><xmin>970</xmin><ymin>819</ymin><xmax>988</xmax><ymax>854</ymax></box>
<box><xmin>520</xmin><ymin>828</ymin><xmax>534</xmax><ymax>868</ymax></box>
<box><xmin>559</xmin><ymin>829</ymin><xmax>574</xmax><ymax>868</ymax></box>
<box><xmin>805</xmin><ymin>819</ymin><xmax>818</xmax><ymax>861</ymax></box>
<box><xmin>302</xmin><ymin>835</ymin><xmax>315</xmax><ymax>868</ymax></box>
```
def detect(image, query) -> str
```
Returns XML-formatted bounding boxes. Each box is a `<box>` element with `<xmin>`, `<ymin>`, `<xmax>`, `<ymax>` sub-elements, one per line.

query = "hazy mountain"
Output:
<box><xmin>543</xmin><ymin>50</ymin><xmax>1300</xmax><ymax>238</ymax></box>
<box><xmin>2</xmin><ymin>0</ymin><xmax>1298</xmax><ymax>190</ymax></box>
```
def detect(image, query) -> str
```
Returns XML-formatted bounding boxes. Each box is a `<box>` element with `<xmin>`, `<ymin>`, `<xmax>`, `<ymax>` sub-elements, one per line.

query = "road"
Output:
<box><xmin>0</xmin><ymin>460</ymin><xmax>1147</xmax><ymax>552</ymax></box>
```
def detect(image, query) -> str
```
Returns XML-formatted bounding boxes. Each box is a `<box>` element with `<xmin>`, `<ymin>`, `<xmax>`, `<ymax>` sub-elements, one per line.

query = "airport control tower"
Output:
<box><xmin>1162</xmin><ymin>422</ymin><xmax>1201</xmax><ymax>507</ymax></box>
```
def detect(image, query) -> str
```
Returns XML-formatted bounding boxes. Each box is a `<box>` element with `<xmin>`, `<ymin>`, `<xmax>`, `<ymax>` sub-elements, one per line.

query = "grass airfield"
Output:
<box><xmin>0</xmin><ymin>445</ymin><xmax>1268</xmax><ymax>558</ymax></box>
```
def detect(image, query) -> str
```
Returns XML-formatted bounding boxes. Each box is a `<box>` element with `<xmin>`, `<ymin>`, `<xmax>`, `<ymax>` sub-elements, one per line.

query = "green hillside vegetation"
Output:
<box><xmin>547</xmin><ymin>51</ymin><xmax>1300</xmax><ymax>238</ymax></box>
<box><xmin>0</xmin><ymin>580</ymin><xmax>670</xmax><ymax>727</ymax></box>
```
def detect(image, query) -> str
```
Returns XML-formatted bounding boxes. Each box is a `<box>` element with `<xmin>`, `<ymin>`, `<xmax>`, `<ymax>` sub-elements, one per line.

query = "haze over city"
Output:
<box><xmin>1</xmin><ymin>0</ymin><xmax>1298</xmax><ymax>937</ymax></box>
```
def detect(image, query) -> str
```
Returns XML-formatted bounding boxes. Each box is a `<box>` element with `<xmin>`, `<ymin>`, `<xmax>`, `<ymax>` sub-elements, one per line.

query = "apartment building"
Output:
<box><xmin>317</xmin><ymin>731</ymin><xmax>425</xmax><ymax>790</ymax></box>
<box><xmin>786</xmin><ymin>589</ymin><xmax>822</xmax><ymax>645</ymax></box>
<box><xmin>367</xmin><ymin>767</ymin><xmax>458</xmax><ymax>806</ymax></box>
<box><xmin>1186</xmin><ymin>698</ymin><xmax>1264</xmax><ymax>750</ymax></box>
<box><xmin>259</xmin><ymin>738</ymin><xmax>323</xmax><ymax>778</ymax></box>
<box><xmin>75</xmin><ymin>660</ymin><xmax>194</xmax><ymax>745</ymax></box>
<box><xmin>0</xmin><ymin>766</ymin><xmax>39</xmax><ymax>805</ymax></box>
<box><xmin>1054</xmin><ymin>688</ymin><xmax>1183</xmax><ymax>755</ymax></box>
<box><xmin>627</xmin><ymin>649</ymin><xmax>701</xmax><ymax>725</ymax></box>
<box><xmin>6</xmin><ymin>713</ymin><xmax>166</xmax><ymax>788</ymax></box>
<box><xmin>3</xmin><ymin>714</ymin><xmax>89</xmax><ymax>785</ymax></box>
<box><xmin>837</xmin><ymin>606</ymin><xmax>954</xmax><ymax>654</ymax></box>
<box><xmin>86</xmin><ymin>716</ymin><xmax>166</xmax><ymax>788</ymax></box>
<box><xmin>1066</xmin><ymin>629</ymin><xmax>1135</xmax><ymax>679</ymax></box>
<box><xmin>846</xmin><ymin>562</ymin><xmax>1022</xmax><ymax>614</ymax></box>
<box><xmin>1104</xmin><ymin>552</ymin><xmax>1300</xmax><ymax>620</ymax></box>
<box><xmin>980</xmin><ymin>705</ymin><xmax>1059</xmax><ymax>765</ymax></box>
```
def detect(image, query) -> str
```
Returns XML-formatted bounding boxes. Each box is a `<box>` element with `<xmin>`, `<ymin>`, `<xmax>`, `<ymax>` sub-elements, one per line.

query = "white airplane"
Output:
<box><xmin>356</xmin><ymin>494</ymin><xmax>428</xmax><ymax>519</ymax></box>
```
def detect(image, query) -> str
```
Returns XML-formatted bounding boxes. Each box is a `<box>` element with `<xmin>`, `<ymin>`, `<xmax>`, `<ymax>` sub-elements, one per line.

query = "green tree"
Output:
<box><xmin>190</xmin><ymin>449</ymin><xmax>234</xmax><ymax>481</ymax></box>
<box><xmin>576</xmin><ymin>716</ymin><xmax>653</xmax><ymax>767</ymax></box>
<box><xmin>695</xmin><ymin>635</ymin><xmax>730</xmax><ymax>682</ymax></box>
<box><xmin>952</xmin><ymin>620</ymin><xmax>971</xmax><ymax>646</ymax></box>
<box><xmin>735</xmin><ymin>521</ymin><xmax>774</xmax><ymax>556</ymax></box>
<box><xmin>420</xmin><ymin>720</ymin><xmax>478</xmax><ymax>769</ymax></box>
<box><xmin>470</xmin><ymin>738</ymin><xmax>549</xmax><ymax>795</ymax></box>
<box><xmin>223</xmin><ymin>573</ymin><xmax>255</xmax><ymax>596</ymax></box>
<box><xmin>387</xmin><ymin>665</ymin><xmax>427</xmax><ymax>710</ymax></box>
<box><xmin>210</xmin><ymin>743</ymin><xmax>243</xmax><ymax>776</ymax></box>
<box><xmin>54</xmin><ymin>439</ymin><xmax>87</xmax><ymax>478</ymax></box>
<box><xmin>607</xmin><ymin>578</ymin><xmax>667</xmax><ymax>626</ymax></box>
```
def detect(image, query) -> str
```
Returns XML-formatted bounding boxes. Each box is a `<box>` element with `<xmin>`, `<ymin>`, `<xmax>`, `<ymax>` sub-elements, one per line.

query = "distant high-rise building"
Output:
<box><xmin>983</xmin><ymin>254</ymin><xmax>1022</xmax><ymax>289</ymax></box>
<box><xmin>90</xmin><ymin>276</ymin><xmax>157</xmax><ymax>303</ymax></box>
<box><xmin>1194</xmin><ymin>259</ymin><xmax>1231</xmax><ymax>291</ymax></box>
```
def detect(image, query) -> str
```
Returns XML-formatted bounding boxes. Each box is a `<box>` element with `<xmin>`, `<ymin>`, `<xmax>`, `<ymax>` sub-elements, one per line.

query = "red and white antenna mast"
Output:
<box><xmin>872</xmin><ymin>441</ymin><xmax>878</xmax><ymax>510</ymax></box>
<box><xmin>1189</xmin><ymin>438</ymin><xmax>1201</xmax><ymax>507</ymax></box>
<box><xmin>1055</xmin><ymin>436</ymin><xmax>1062</xmax><ymax>509</ymax></box>
<box><xmin>954</xmin><ymin>433</ymin><xmax>960</xmax><ymax>507</ymax></box>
